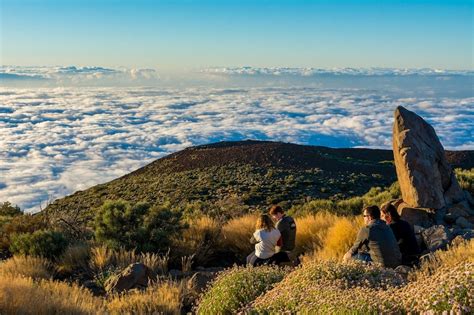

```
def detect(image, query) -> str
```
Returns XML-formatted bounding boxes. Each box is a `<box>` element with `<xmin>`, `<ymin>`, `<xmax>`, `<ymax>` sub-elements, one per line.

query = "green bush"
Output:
<box><xmin>0</xmin><ymin>214</ymin><xmax>48</xmax><ymax>255</ymax></box>
<box><xmin>0</xmin><ymin>201</ymin><xmax>22</xmax><ymax>217</ymax></box>
<box><xmin>93</xmin><ymin>200</ymin><xmax>183</xmax><ymax>252</ymax></box>
<box><xmin>197</xmin><ymin>266</ymin><xmax>287</xmax><ymax>314</ymax></box>
<box><xmin>9</xmin><ymin>230</ymin><xmax>68</xmax><ymax>259</ymax></box>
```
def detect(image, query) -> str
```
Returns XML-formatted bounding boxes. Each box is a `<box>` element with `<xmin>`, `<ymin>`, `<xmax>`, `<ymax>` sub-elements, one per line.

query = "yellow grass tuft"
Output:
<box><xmin>220</xmin><ymin>213</ymin><xmax>258</xmax><ymax>260</ymax></box>
<box><xmin>107</xmin><ymin>280</ymin><xmax>186</xmax><ymax>314</ymax></box>
<box><xmin>301</xmin><ymin>215</ymin><xmax>364</xmax><ymax>262</ymax></box>
<box><xmin>0</xmin><ymin>255</ymin><xmax>54</xmax><ymax>280</ymax></box>
<box><xmin>0</xmin><ymin>274</ymin><xmax>105</xmax><ymax>314</ymax></box>
<box><xmin>90</xmin><ymin>245</ymin><xmax>114</xmax><ymax>271</ymax></box>
<box><xmin>294</xmin><ymin>212</ymin><xmax>337</xmax><ymax>257</ymax></box>
<box><xmin>173</xmin><ymin>215</ymin><xmax>221</xmax><ymax>266</ymax></box>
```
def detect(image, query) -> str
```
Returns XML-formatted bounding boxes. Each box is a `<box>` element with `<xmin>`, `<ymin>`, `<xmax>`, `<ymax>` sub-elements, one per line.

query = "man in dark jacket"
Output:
<box><xmin>269</xmin><ymin>205</ymin><xmax>296</xmax><ymax>263</ymax></box>
<box><xmin>343</xmin><ymin>205</ymin><xmax>401</xmax><ymax>268</ymax></box>
<box><xmin>381</xmin><ymin>203</ymin><xmax>420</xmax><ymax>266</ymax></box>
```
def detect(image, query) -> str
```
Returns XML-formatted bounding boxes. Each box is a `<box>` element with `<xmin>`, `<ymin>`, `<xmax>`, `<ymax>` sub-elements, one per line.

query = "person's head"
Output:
<box><xmin>256</xmin><ymin>214</ymin><xmax>275</xmax><ymax>232</ymax></box>
<box><xmin>380</xmin><ymin>203</ymin><xmax>400</xmax><ymax>224</ymax></box>
<box><xmin>363</xmin><ymin>205</ymin><xmax>380</xmax><ymax>224</ymax></box>
<box><xmin>269</xmin><ymin>205</ymin><xmax>284</xmax><ymax>221</ymax></box>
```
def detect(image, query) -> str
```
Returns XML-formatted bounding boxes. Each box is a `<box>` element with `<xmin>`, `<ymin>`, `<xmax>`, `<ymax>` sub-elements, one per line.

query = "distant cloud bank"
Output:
<box><xmin>0</xmin><ymin>85</ymin><xmax>472</xmax><ymax>212</ymax></box>
<box><xmin>202</xmin><ymin>67</ymin><xmax>474</xmax><ymax>76</ymax></box>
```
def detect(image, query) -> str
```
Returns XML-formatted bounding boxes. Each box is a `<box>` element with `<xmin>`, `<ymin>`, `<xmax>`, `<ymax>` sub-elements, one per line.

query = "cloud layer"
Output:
<box><xmin>0</xmin><ymin>86</ymin><xmax>472</xmax><ymax>212</ymax></box>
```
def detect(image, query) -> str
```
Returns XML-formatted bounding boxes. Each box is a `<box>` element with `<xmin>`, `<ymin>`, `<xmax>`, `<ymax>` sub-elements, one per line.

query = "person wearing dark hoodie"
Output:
<box><xmin>343</xmin><ymin>205</ymin><xmax>401</xmax><ymax>268</ymax></box>
<box><xmin>381</xmin><ymin>203</ymin><xmax>420</xmax><ymax>266</ymax></box>
<box><xmin>269</xmin><ymin>205</ymin><xmax>296</xmax><ymax>263</ymax></box>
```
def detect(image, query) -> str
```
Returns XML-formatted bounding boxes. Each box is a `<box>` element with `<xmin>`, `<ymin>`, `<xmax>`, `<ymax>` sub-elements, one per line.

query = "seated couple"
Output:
<box><xmin>343</xmin><ymin>204</ymin><xmax>420</xmax><ymax>268</ymax></box>
<box><xmin>247</xmin><ymin>205</ymin><xmax>297</xmax><ymax>267</ymax></box>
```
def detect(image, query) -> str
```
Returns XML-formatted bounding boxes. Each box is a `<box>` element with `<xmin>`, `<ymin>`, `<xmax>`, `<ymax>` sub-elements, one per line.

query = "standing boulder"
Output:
<box><xmin>392</xmin><ymin>106</ymin><xmax>465</xmax><ymax>210</ymax></box>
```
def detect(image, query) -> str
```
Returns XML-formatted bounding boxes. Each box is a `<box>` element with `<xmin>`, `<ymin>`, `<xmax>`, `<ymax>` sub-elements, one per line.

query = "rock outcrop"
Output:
<box><xmin>393</xmin><ymin>106</ymin><xmax>465</xmax><ymax>210</ymax></box>
<box><xmin>390</xmin><ymin>106</ymin><xmax>473</xmax><ymax>253</ymax></box>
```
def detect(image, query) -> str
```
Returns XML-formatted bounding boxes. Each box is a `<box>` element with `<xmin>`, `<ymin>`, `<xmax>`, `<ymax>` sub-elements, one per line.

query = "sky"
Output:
<box><xmin>1</xmin><ymin>0</ymin><xmax>473</xmax><ymax>70</ymax></box>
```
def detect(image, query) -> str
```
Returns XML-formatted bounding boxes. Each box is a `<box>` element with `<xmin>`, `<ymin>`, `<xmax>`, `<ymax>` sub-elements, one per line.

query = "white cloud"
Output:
<box><xmin>0</xmin><ymin>86</ymin><xmax>472</xmax><ymax>212</ymax></box>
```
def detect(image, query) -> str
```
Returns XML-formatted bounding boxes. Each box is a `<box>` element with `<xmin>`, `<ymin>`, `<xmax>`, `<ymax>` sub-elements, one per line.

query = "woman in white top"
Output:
<box><xmin>248</xmin><ymin>214</ymin><xmax>281</xmax><ymax>266</ymax></box>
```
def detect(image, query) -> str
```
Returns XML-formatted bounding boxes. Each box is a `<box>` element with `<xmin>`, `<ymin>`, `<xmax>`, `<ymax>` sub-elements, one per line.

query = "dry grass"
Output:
<box><xmin>0</xmin><ymin>274</ymin><xmax>105</xmax><ymax>314</ymax></box>
<box><xmin>220</xmin><ymin>213</ymin><xmax>258</xmax><ymax>260</ymax></box>
<box><xmin>57</xmin><ymin>243</ymin><xmax>91</xmax><ymax>275</ymax></box>
<box><xmin>89</xmin><ymin>245</ymin><xmax>168</xmax><ymax>275</ymax></box>
<box><xmin>317</xmin><ymin>215</ymin><xmax>364</xmax><ymax>260</ymax></box>
<box><xmin>107</xmin><ymin>279</ymin><xmax>186</xmax><ymax>314</ymax></box>
<box><xmin>294</xmin><ymin>212</ymin><xmax>337</xmax><ymax>257</ymax></box>
<box><xmin>90</xmin><ymin>245</ymin><xmax>114</xmax><ymax>271</ymax></box>
<box><xmin>0</xmin><ymin>255</ymin><xmax>54</xmax><ymax>280</ymax></box>
<box><xmin>408</xmin><ymin>238</ymin><xmax>474</xmax><ymax>281</ymax></box>
<box><xmin>303</xmin><ymin>215</ymin><xmax>364</xmax><ymax>262</ymax></box>
<box><xmin>173</xmin><ymin>215</ymin><xmax>221</xmax><ymax>266</ymax></box>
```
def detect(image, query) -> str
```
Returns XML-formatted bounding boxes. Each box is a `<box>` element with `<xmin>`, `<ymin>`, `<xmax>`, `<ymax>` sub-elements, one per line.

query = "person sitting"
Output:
<box><xmin>381</xmin><ymin>203</ymin><xmax>420</xmax><ymax>266</ymax></box>
<box><xmin>249</xmin><ymin>214</ymin><xmax>281</xmax><ymax>266</ymax></box>
<box><xmin>269</xmin><ymin>205</ymin><xmax>296</xmax><ymax>264</ymax></box>
<box><xmin>343</xmin><ymin>205</ymin><xmax>401</xmax><ymax>268</ymax></box>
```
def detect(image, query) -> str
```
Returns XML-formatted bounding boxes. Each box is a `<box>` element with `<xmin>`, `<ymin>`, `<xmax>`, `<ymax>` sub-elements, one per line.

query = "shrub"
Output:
<box><xmin>219</xmin><ymin>213</ymin><xmax>257</xmax><ymax>261</ymax></box>
<box><xmin>0</xmin><ymin>255</ymin><xmax>54</xmax><ymax>280</ymax></box>
<box><xmin>0</xmin><ymin>213</ymin><xmax>47</xmax><ymax>254</ymax></box>
<box><xmin>455</xmin><ymin>168</ymin><xmax>474</xmax><ymax>194</ymax></box>
<box><xmin>197</xmin><ymin>266</ymin><xmax>287</xmax><ymax>314</ymax></box>
<box><xmin>93</xmin><ymin>200</ymin><xmax>183</xmax><ymax>252</ymax></box>
<box><xmin>0</xmin><ymin>201</ymin><xmax>21</xmax><ymax>217</ymax></box>
<box><xmin>9</xmin><ymin>230</ymin><xmax>68</xmax><ymax>259</ymax></box>
<box><xmin>173</xmin><ymin>215</ymin><xmax>221</xmax><ymax>266</ymax></box>
<box><xmin>0</xmin><ymin>274</ymin><xmax>105</xmax><ymax>314</ymax></box>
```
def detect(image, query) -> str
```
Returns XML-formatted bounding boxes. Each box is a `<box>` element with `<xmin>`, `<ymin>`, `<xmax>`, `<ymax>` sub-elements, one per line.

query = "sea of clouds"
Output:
<box><xmin>1</xmin><ymin>66</ymin><xmax>473</xmax><ymax>212</ymax></box>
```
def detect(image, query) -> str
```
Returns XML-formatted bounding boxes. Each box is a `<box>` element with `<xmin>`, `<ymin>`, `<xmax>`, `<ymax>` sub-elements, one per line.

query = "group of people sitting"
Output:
<box><xmin>247</xmin><ymin>203</ymin><xmax>420</xmax><ymax>269</ymax></box>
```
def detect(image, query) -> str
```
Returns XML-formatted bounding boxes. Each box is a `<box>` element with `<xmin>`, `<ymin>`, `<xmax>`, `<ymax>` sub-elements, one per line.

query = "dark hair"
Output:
<box><xmin>380</xmin><ymin>203</ymin><xmax>401</xmax><ymax>221</ymax></box>
<box><xmin>364</xmin><ymin>205</ymin><xmax>380</xmax><ymax>220</ymax></box>
<box><xmin>269</xmin><ymin>205</ymin><xmax>284</xmax><ymax>215</ymax></box>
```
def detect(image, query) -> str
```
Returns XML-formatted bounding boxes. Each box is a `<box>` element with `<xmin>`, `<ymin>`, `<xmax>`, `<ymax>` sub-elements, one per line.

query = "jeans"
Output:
<box><xmin>352</xmin><ymin>252</ymin><xmax>372</xmax><ymax>263</ymax></box>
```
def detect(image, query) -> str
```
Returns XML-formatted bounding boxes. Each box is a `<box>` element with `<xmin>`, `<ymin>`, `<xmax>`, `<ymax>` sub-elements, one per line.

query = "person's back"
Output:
<box><xmin>276</xmin><ymin>215</ymin><xmax>296</xmax><ymax>252</ymax></box>
<box><xmin>253</xmin><ymin>228</ymin><xmax>281</xmax><ymax>259</ymax></box>
<box><xmin>366</xmin><ymin>219</ymin><xmax>401</xmax><ymax>268</ymax></box>
<box><xmin>389</xmin><ymin>219</ymin><xmax>420</xmax><ymax>265</ymax></box>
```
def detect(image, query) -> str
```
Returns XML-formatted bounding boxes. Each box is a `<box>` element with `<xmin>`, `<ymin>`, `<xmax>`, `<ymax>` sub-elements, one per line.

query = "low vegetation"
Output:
<box><xmin>0</xmin><ymin>161</ymin><xmax>472</xmax><ymax>313</ymax></box>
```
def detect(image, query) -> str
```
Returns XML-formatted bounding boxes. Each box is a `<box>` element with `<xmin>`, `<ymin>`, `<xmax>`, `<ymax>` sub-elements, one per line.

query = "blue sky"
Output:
<box><xmin>1</xmin><ymin>0</ymin><xmax>473</xmax><ymax>70</ymax></box>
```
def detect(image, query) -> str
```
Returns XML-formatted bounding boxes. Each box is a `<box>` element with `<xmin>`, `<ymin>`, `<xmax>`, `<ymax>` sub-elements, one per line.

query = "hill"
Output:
<box><xmin>44</xmin><ymin>140</ymin><xmax>474</xmax><ymax>223</ymax></box>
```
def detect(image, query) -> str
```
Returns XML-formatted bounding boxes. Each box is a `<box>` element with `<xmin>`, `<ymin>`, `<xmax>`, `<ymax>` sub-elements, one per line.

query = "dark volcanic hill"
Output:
<box><xmin>45</xmin><ymin>140</ymin><xmax>474</xmax><ymax>222</ymax></box>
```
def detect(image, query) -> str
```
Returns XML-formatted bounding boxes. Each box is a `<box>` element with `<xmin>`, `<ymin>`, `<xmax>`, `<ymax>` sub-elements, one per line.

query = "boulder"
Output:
<box><xmin>392</xmin><ymin>106</ymin><xmax>466</xmax><ymax>210</ymax></box>
<box><xmin>421</xmin><ymin>225</ymin><xmax>451</xmax><ymax>252</ymax></box>
<box><xmin>397</xmin><ymin>203</ymin><xmax>435</xmax><ymax>228</ymax></box>
<box><xmin>105</xmin><ymin>263</ymin><xmax>155</xmax><ymax>293</ymax></box>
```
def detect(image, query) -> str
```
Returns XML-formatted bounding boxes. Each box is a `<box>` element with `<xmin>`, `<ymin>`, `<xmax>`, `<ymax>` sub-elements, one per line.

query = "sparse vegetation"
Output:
<box><xmin>455</xmin><ymin>168</ymin><xmax>474</xmax><ymax>194</ymax></box>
